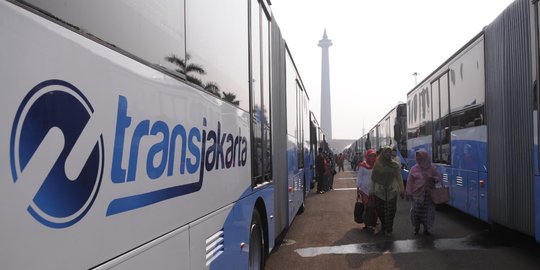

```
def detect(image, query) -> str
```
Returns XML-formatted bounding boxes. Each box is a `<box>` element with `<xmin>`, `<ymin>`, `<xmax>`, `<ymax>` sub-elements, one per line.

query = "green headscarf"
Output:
<box><xmin>371</xmin><ymin>146</ymin><xmax>400</xmax><ymax>187</ymax></box>
<box><xmin>370</xmin><ymin>146</ymin><xmax>403</xmax><ymax>200</ymax></box>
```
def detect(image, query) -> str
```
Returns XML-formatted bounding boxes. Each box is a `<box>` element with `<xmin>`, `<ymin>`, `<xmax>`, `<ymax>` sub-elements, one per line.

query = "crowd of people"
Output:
<box><xmin>316</xmin><ymin>147</ymin><xmax>442</xmax><ymax>236</ymax></box>
<box><xmin>315</xmin><ymin>148</ymin><xmax>336</xmax><ymax>194</ymax></box>
<box><xmin>315</xmin><ymin>149</ymin><xmax>347</xmax><ymax>194</ymax></box>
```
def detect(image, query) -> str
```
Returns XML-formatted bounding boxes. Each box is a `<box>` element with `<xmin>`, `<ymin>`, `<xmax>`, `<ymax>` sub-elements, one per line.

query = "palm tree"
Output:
<box><xmin>165</xmin><ymin>53</ymin><xmax>241</xmax><ymax>106</ymax></box>
<box><xmin>165</xmin><ymin>53</ymin><xmax>205</xmax><ymax>87</ymax></box>
<box><xmin>204</xmin><ymin>82</ymin><xmax>221</xmax><ymax>98</ymax></box>
<box><xmin>222</xmin><ymin>91</ymin><xmax>240</xmax><ymax>106</ymax></box>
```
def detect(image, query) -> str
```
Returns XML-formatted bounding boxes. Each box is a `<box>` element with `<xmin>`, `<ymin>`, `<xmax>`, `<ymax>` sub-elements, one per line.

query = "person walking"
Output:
<box><xmin>351</xmin><ymin>153</ymin><xmax>358</xmax><ymax>171</ymax></box>
<box><xmin>406</xmin><ymin>150</ymin><xmax>442</xmax><ymax>235</ymax></box>
<box><xmin>315</xmin><ymin>148</ymin><xmax>327</xmax><ymax>194</ymax></box>
<box><xmin>337</xmin><ymin>153</ymin><xmax>345</xmax><ymax>172</ymax></box>
<box><xmin>351</xmin><ymin>153</ymin><xmax>360</xmax><ymax>171</ymax></box>
<box><xmin>356</xmin><ymin>149</ymin><xmax>377</xmax><ymax>233</ymax></box>
<box><xmin>391</xmin><ymin>147</ymin><xmax>400</xmax><ymax>163</ymax></box>
<box><xmin>370</xmin><ymin>146</ymin><xmax>405</xmax><ymax>236</ymax></box>
<box><xmin>326</xmin><ymin>152</ymin><xmax>335</xmax><ymax>191</ymax></box>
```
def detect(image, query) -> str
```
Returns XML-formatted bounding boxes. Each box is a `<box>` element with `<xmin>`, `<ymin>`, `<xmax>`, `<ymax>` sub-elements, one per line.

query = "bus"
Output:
<box><xmin>0</xmin><ymin>0</ymin><xmax>318</xmax><ymax>269</ymax></box>
<box><xmin>307</xmin><ymin>112</ymin><xmax>323</xmax><ymax>190</ymax></box>
<box><xmin>347</xmin><ymin>103</ymin><xmax>408</xmax><ymax>171</ymax></box>
<box><xmin>406</xmin><ymin>0</ymin><xmax>540</xmax><ymax>242</ymax></box>
<box><xmin>375</xmin><ymin>103</ymin><xmax>408</xmax><ymax>166</ymax></box>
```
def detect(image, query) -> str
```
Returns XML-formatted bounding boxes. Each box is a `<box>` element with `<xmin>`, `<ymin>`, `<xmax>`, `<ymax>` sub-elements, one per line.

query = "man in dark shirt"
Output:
<box><xmin>337</xmin><ymin>153</ymin><xmax>345</xmax><ymax>172</ymax></box>
<box><xmin>315</xmin><ymin>148</ymin><xmax>327</xmax><ymax>194</ymax></box>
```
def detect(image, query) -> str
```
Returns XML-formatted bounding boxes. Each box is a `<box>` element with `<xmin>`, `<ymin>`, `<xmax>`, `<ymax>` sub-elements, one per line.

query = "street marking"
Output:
<box><xmin>294</xmin><ymin>237</ymin><xmax>488</xmax><ymax>257</ymax></box>
<box><xmin>332</xmin><ymin>188</ymin><xmax>357</xmax><ymax>191</ymax></box>
<box><xmin>338</xmin><ymin>177</ymin><xmax>356</xmax><ymax>180</ymax></box>
<box><xmin>281</xmin><ymin>239</ymin><xmax>297</xmax><ymax>246</ymax></box>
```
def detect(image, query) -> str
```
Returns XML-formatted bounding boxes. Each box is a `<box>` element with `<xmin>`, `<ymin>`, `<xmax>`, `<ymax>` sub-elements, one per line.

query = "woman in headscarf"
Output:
<box><xmin>356</xmin><ymin>149</ymin><xmax>377</xmax><ymax>232</ymax></box>
<box><xmin>406</xmin><ymin>150</ymin><xmax>442</xmax><ymax>235</ymax></box>
<box><xmin>370</xmin><ymin>146</ymin><xmax>405</xmax><ymax>236</ymax></box>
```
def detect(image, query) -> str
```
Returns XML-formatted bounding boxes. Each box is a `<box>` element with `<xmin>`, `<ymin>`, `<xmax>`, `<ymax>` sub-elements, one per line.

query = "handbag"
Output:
<box><xmin>354</xmin><ymin>197</ymin><xmax>364</xmax><ymax>223</ymax></box>
<box><xmin>430</xmin><ymin>181</ymin><xmax>450</xmax><ymax>204</ymax></box>
<box><xmin>362</xmin><ymin>195</ymin><xmax>378</xmax><ymax>227</ymax></box>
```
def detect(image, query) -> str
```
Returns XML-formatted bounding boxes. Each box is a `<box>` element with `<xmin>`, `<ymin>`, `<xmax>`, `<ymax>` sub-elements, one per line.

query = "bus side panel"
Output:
<box><xmin>99</xmin><ymin>183</ymin><xmax>276</xmax><ymax>270</ymax></box>
<box><xmin>479</xmin><ymin>171</ymin><xmax>488</xmax><ymax>222</ymax></box>
<box><xmin>206</xmin><ymin>187</ymin><xmax>275</xmax><ymax>270</ymax></box>
<box><xmin>536</xmin><ymin>175</ymin><xmax>540</xmax><ymax>242</ymax></box>
<box><xmin>193</xmin><ymin>204</ymin><xmax>240</xmax><ymax>270</ymax></box>
<box><xmin>449</xmin><ymin>127</ymin><xmax>487</xmax><ymax>219</ymax></box>
<box><xmin>451</xmin><ymin>169</ymin><xmax>468</xmax><ymax>213</ymax></box>
<box><xmin>286</xmin><ymin>137</ymin><xmax>300</xmax><ymax>224</ymax></box>
<box><xmin>534</xmin><ymin>113</ymin><xmax>539</xmax><ymax>241</ymax></box>
<box><xmin>467</xmin><ymin>171</ymin><xmax>479</xmax><ymax>218</ymax></box>
<box><xmin>536</xmin><ymin>116</ymin><xmax>540</xmax><ymax>241</ymax></box>
<box><xmin>485</xmin><ymin>0</ymin><xmax>535</xmax><ymax>235</ymax></box>
<box><xmin>406</xmin><ymin>136</ymin><xmax>432</xmax><ymax>169</ymax></box>
<box><xmin>97</xmin><ymin>226</ymin><xmax>190</xmax><ymax>270</ymax></box>
<box><xmin>0</xmin><ymin>2</ymin><xmax>256</xmax><ymax>269</ymax></box>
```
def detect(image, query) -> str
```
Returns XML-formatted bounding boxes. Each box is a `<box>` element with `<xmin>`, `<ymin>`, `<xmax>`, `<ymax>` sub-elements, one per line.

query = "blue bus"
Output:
<box><xmin>0</xmin><ymin>0</ymin><xmax>320</xmax><ymax>269</ymax></box>
<box><xmin>347</xmin><ymin>103</ymin><xmax>408</xmax><ymax>170</ymax></box>
<box><xmin>407</xmin><ymin>0</ymin><xmax>540</xmax><ymax>243</ymax></box>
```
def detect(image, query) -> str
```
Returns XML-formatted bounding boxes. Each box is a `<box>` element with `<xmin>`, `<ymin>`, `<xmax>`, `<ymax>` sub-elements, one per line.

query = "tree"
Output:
<box><xmin>165</xmin><ymin>53</ymin><xmax>240</xmax><ymax>106</ymax></box>
<box><xmin>204</xmin><ymin>82</ymin><xmax>221</xmax><ymax>98</ymax></box>
<box><xmin>165</xmin><ymin>53</ymin><xmax>205</xmax><ymax>87</ymax></box>
<box><xmin>222</xmin><ymin>92</ymin><xmax>240</xmax><ymax>106</ymax></box>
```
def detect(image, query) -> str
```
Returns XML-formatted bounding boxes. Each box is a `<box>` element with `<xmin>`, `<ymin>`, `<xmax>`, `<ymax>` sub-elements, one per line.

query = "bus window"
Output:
<box><xmin>250</xmin><ymin>1</ymin><xmax>272</xmax><ymax>186</ymax></box>
<box><xmin>187</xmin><ymin>0</ymin><xmax>249</xmax><ymax>110</ymax></box>
<box><xmin>22</xmin><ymin>0</ymin><xmax>186</xmax><ymax>79</ymax></box>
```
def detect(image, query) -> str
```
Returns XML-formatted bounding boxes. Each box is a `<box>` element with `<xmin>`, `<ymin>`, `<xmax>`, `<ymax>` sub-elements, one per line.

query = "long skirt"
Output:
<box><xmin>410</xmin><ymin>188</ymin><xmax>436</xmax><ymax>231</ymax></box>
<box><xmin>374</xmin><ymin>195</ymin><xmax>397</xmax><ymax>233</ymax></box>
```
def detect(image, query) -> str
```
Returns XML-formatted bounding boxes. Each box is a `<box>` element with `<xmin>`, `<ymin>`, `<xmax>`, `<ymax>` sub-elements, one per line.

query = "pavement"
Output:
<box><xmin>263</xmin><ymin>167</ymin><xmax>533</xmax><ymax>270</ymax></box>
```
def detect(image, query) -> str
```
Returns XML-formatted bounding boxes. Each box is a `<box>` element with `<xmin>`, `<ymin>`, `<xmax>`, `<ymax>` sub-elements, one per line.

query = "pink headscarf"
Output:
<box><xmin>415</xmin><ymin>150</ymin><xmax>432</xmax><ymax>169</ymax></box>
<box><xmin>406</xmin><ymin>150</ymin><xmax>440</xmax><ymax>194</ymax></box>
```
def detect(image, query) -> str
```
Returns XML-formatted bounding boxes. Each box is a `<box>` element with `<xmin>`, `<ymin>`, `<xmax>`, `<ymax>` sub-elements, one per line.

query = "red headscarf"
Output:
<box><xmin>358</xmin><ymin>149</ymin><xmax>377</xmax><ymax>169</ymax></box>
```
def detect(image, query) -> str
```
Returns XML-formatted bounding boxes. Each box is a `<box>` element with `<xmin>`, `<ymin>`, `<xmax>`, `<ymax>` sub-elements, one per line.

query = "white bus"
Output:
<box><xmin>0</xmin><ymin>0</ymin><xmax>318</xmax><ymax>269</ymax></box>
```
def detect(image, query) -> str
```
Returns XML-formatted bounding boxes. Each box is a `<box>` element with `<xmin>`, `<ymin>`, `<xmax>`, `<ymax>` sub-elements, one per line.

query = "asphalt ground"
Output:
<box><xmin>264</xmin><ymin>166</ymin><xmax>540</xmax><ymax>270</ymax></box>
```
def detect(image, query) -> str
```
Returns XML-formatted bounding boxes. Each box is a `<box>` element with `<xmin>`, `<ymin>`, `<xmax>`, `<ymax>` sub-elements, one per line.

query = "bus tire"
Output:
<box><xmin>249</xmin><ymin>209</ymin><xmax>265</xmax><ymax>270</ymax></box>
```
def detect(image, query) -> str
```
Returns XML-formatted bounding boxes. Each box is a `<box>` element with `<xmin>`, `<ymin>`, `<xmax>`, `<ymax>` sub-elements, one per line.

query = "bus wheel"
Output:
<box><xmin>249</xmin><ymin>209</ymin><xmax>265</xmax><ymax>270</ymax></box>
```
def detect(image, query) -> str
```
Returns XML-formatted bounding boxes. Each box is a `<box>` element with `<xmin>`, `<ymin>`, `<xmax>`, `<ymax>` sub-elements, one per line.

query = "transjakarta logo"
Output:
<box><xmin>10</xmin><ymin>80</ymin><xmax>248</xmax><ymax>228</ymax></box>
<box><xmin>10</xmin><ymin>80</ymin><xmax>104</xmax><ymax>228</ymax></box>
<box><xmin>106</xmin><ymin>96</ymin><xmax>248</xmax><ymax>216</ymax></box>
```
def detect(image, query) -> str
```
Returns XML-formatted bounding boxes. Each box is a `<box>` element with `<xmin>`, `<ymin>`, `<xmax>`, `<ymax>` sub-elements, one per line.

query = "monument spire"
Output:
<box><xmin>318</xmin><ymin>29</ymin><xmax>333</xmax><ymax>139</ymax></box>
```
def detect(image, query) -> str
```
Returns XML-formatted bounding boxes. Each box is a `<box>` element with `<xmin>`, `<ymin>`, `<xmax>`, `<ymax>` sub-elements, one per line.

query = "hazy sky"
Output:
<box><xmin>270</xmin><ymin>0</ymin><xmax>516</xmax><ymax>140</ymax></box>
